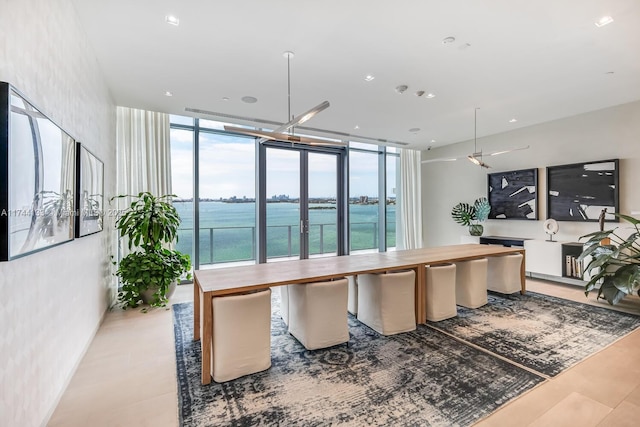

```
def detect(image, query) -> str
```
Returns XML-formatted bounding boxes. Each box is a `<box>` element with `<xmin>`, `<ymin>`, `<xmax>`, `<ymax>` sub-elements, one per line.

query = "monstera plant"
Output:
<box><xmin>452</xmin><ymin>197</ymin><xmax>491</xmax><ymax>236</ymax></box>
<box><xmin>578</xmin><ymin>213</ymin><xmax>640</xmax><ymax>305</ymax></box>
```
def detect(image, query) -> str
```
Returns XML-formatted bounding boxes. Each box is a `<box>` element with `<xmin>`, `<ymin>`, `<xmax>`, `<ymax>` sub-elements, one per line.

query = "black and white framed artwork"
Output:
<box><xmin>75</xmin><ymin>143</ymin><xmax>104</xmax><ymax>237</ymax></box>
<box><xmin>487</xmin><ymin>168</ymin><xmax>538</xmax><ymax>220</ymax></box>
<box><xmin>0</xmin><ymin>82</ymin><xmax>76</xmax><ymax>261</ymax></box>
<box><xmin>546</xmin><ymin>159</ymin><xmax>619</xmax><ymax>222</ymax></box>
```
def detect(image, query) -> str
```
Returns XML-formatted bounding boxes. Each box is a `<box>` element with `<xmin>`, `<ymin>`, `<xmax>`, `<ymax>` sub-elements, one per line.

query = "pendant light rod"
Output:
<box><xmin>285</xmin><ymin>51</ymin><xmax>293</xmax><ymax>124</ymax></box>
<box><xmin>240</xmin><ymin>50</ymin><xmax>332</xmax><ymax>145</ymax></box>
<box><xmin>474</xmin><ymin>107</ymin><xmax>479</xmax><ymax>153</ymax></box>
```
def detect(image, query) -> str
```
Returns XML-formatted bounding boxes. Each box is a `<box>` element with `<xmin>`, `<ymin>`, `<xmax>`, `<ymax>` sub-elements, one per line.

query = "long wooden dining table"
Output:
<box><xmin>193</xmin><ymin>243</ymin><xmax>526</xmax><ymax>384</ymax></box>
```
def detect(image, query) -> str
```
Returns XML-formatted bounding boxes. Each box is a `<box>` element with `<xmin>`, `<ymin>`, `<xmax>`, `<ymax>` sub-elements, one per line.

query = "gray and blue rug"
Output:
<box><xmin>173</xmin><ymin>294</ymin><xmax>544</xmax><ymax>427</ymax></box>
<box><xmin>429</xmin><ymin>291</ymin><xmax>640</xmax><ymax>377</ymax></box>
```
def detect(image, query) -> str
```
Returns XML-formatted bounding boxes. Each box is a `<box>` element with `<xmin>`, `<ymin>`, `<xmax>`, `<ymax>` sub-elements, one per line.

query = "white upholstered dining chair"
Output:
<box><xmin>211</xmin><ymin>288</ymin><xmax>272</xmax><ymax>382</ymax></box>
<box><xmin>287</xmin><ymin>278</ymin><xmax>350</xmax><ymax>350</ymax></box>
<box><xmin>356</xmin><ymin>270</ymin><xmax>416</xmax><ymax>335</ymax></box>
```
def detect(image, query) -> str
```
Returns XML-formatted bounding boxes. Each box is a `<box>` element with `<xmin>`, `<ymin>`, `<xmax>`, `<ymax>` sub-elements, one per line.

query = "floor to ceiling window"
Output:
<box><xmin>169</xmin><ymin>117</ymin><xmax>194</xmax><ymax>263</ymax></box>
<box><xmin>349</xmin><ymin>142</ymin><xmax>384</xmax><ymax>253</ymax></box>
<box><xmin>198</xmin><ymin>130</ymin><xmax>256</xmax><ymax>266</ymax></box>
<box><xmin>170</xmin><ymin>115</ymin><xmax>398</xmax><ymax>269</ymax></box>
<box><xmin>386</xmin><ymin>147</ymin><xmax>399</xmax><ymax>250</ymax></box>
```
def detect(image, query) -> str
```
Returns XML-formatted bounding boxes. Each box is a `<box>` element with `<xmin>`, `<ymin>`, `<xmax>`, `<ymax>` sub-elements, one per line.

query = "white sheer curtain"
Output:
<box><xmin>397</xmin><ymin>148</ymin><xmax>423</xmax><ymax>249</ymax></box>
<box><xmin>115</xmin><ymin>107</ymin><xmax>172</xmax><ymax>257</ymax></box>
<box><xmin>116</xmin><ymin>107</ymin><xmax>172</xmax><ymax>198</ymax></box>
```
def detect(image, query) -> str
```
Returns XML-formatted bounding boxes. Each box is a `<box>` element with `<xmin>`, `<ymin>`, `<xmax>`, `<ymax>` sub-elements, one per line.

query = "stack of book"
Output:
<box><xmin>565</xmin><ymin>255</ymin><xmax>583</xmax><ymax>278</ymax></box>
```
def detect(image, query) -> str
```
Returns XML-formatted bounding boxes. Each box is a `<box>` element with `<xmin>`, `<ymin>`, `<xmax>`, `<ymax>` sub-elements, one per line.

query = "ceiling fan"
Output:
<box><xmin>224</xmin><ymin>51</ymin><xmax>346</xmax><ymax>147</ymax></box>
<box><xmin>422</xmin><ymin>108</ymin><xmax>529</xmax><ymax>168</ymax></box>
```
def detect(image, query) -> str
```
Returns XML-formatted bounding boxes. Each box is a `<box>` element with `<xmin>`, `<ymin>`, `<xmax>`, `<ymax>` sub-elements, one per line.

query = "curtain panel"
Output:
<box><xmin>398</xmin><ymin>148</ymin><xmax>423</xmax><ymax>249</ymax></box>
<box><xmin>115</xmin><ymin>107</ymin><xmax>172</xmax><ymax>256</ymax></box>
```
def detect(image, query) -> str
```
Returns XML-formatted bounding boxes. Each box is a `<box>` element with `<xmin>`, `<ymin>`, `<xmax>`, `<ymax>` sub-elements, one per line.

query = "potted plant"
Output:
<box><xmin>578</xmin><ymin>213</ymin><xmax>640</xmax><ymax>305</ymax></box>
<box><xmin>114</xmin><ymin>192</ymin><xmax>192</xmax><ymax>309</ymax></box>
<box><xmin>451</xmin><ymin>197</ymin><xmax>491</xmax><ymax>236</ymax></box>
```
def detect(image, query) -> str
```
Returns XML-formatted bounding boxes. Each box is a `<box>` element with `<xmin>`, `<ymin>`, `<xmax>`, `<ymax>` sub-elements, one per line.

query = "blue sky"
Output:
<box><xmin>170</xmin><ymin>125</ymin><xmax>395</xmax><ymax>200</ymax></box>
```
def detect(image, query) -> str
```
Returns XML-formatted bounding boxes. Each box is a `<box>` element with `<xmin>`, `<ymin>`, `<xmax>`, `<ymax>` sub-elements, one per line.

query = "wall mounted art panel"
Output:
<box><xmin>546</xmin><ymin>159</ymin><xmax>619</xmax><ymax>222</ymax></box>
<box><xmin>0</xmin><ymin>82</ymin><xmax>76</xmax><ymax>260</ymax></box>
<box><xmin>75</xmin><ymin>143</ymin><xmax>104</xmax><ymax>237</ymax></box>
<box><xmin>487</xmin><ymin>168</ymin><xmax>538</xmax><ymax>220</ymax></box>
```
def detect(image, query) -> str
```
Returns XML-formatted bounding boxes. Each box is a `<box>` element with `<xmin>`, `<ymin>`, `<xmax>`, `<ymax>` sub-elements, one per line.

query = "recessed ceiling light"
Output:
<box><xmin>164</xmin><ymin>91</ymin><xmax>173</xmax><ymax>97</ymax></box>
<box><xmin>431</xmin><ymin>139</ymin><xmax>436</xmax><ymax>143</ymax></box>
<box><xmin>222</xmin><ymin>97</ymin><xmax>230</xmax><ymax>101</ymax></box>
<box><xmin>415</xmin><ymin>90</ymin><xmax>425</xmax><ymax>97</ymax></box>
<box><xmin>409</xmin><ymin>128</ymin><xmax>421</xmax><ymax>133</ymax></box>
<box><xmin>364</xmin><ymin>75</ymin><xmax>375</xmax><ymax>82</ymax></box>
<box><xmin>595</xmin><ymin>16</ymin><xmax>613</xmax><ymax>27</ymax></box>
<box><xmin>395</xmin><ymin>85</ymin><xmax>408</xmax><ymax>94</ymax></box>
<box><xmin>442</xmin><ymin>36</ymin><xmax>456</xmax><ymax>44</ymax></box>
<box><xmin>605</xmin><ymin>71</ymin><xmax>615</xmax><ymax>75</ymax></box>
<box><xmin>165</xmin><ymin>15</ymin><xmax>180</xmax><ymax>26</ymax></box>
<box><xmin>509</xmin><ymin>118</ymin><xmax>517</xmax><ymax>123</ymax></box>
<box><xmin>241</xmin><ymin>96</ymin><xmax>258</xmax><ymax>104</ymax></box>
<box><xmin>425</xmin><ymin>93</ymin><xmax>435</xmax><ymax>98</ymax></box>
<box><xmin>354</xmin><ymin>125</ymin><xmax>360</xmax><ymax>130</ymax></box>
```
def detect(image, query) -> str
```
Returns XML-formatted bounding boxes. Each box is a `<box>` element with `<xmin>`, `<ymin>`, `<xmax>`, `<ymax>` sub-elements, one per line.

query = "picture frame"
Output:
<box><xmin>546</xmin><ymin>159</ymin><xmax>619</xmax><ymax>222</ymax></box>
<box><xmin>487</xmin><ymin>168</ymin><xmax>538</xmax><ymax>220</ymax></box>
<box><xmin>0</xmin><ymin>82</ymin><xmax>76</xmax><ymax>261</ymax></box>
<box><xmin>75</xmin><ymin>142</ymin><xmax>104</xmax><ymax>237</ymax></box>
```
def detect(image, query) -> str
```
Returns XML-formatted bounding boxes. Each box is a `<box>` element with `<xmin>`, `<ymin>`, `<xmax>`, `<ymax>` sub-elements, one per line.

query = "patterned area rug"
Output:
<box><xmin>173</xmin><ymin>294</ymin><xmax>544</xmax><ymax>427</ymax></box>
<box><xmin>429</xmin><ymin>291</ymin><xmax>640</xmax><ymax>377</ymax></box>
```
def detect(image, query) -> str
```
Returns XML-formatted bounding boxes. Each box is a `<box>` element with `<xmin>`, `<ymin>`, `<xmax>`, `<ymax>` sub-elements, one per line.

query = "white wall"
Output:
<box><xmin>0</xmin><ymin>1</ymin><xmax>116</xmax><ymax>426</ymax></box>
<box><xmin>421</xmin><ymin>100</ymin><xmax>640</xmax><ymax>247</ymax></box>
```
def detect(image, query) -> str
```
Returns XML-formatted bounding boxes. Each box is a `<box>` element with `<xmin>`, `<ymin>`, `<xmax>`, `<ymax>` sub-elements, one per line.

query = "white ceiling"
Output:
<box><xmin>71</xmin><ymin>0</ymin><xmax>640</xmax><ymax>150</ymax></box>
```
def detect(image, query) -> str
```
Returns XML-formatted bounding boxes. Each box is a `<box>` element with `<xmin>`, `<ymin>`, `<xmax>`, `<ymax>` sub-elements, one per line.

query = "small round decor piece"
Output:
<box><xmin>543</xmin><ymin>219</ymin><xmax>559</xmax><ymax>241</ymax></box>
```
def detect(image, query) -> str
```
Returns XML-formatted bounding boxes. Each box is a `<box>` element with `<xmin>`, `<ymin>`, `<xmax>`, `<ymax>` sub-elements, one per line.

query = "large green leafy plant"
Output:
<box><xmin>451</xmin><ymin>197</ymin><xmax>491</xmax><ymax>236</ymax></box>
<box><xmin>114</xmin><ymin>192</ymin><xmax>192</xmax><ymax>309</ymax></box>
<box><xmin>578</xmin><ymin>214</ymin><xmax>640</xmax><ymax>305</ymax></box>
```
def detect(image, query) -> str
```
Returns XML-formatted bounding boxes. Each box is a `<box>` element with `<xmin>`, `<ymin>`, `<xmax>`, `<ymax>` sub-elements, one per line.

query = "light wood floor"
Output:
<box><xmin>48</xmin><ymin>279</ymin><xmax>640</xmax><ymax>427</ymax></box>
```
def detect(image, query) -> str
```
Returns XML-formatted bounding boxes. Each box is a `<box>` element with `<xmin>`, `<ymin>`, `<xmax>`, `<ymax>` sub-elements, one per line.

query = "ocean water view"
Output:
<box><xmin>174</xmin><ymin>201</ymin><xmax>396</xmax><ymax>265</ymax></box>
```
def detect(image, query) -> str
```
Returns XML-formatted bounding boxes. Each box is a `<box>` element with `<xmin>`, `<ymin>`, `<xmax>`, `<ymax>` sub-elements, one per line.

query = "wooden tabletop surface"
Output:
<box><xmin>194</xmin><ymin>244</ymin><xmax>524</xmax><ymax>295</ymax></box>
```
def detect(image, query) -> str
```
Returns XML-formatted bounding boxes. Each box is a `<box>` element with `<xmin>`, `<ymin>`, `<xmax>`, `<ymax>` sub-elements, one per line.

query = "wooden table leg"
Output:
<box><xmin>520</xmin><ymin>249</ymin><xmax>527</xmax><ymax>295</ymax></box>
<box><xmin>193</xmin><ymin>277</ymin><xmax>201</xmax><ymax>341</ymax></box>
<box><xmin>416</xmin><ymin>264</ymin><xmax>426</xmax><ymax>324</ymax></box>
<box><xmin>201</xmin><ymin>291</ymin><xmax>213</xmax><ymax>385</ymax></box>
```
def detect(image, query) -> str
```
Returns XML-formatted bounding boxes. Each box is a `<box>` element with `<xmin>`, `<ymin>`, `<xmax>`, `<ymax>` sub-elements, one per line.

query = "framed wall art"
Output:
<box><xmin>546</xmin><ymin>159</ymin><xmax>619</xmax><ymax>222</ymax></box>
<box><xmin>0</xmin><ymin>82</ymin><xmax>76</xmax><ymax>261</ymax></box>
<box><xmin>487</xmin><ymin>168</ymin><xmax>538</xmax><ymax>220</ymax></box>
<box><xmin>75</xmin><ymin>142</ymin><xmax>104</xmax><ymax>237</ymax></box>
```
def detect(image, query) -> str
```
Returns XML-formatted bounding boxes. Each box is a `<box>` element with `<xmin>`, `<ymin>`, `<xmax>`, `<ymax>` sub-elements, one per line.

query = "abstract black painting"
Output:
<box><xmin>546</xmin><ymin>159</ymin><xmax>619</xmax><ymax>222</ymax></box>
<box><xmin>487</xmin><ymin>168</ymin><xmax>538</xmax><ymax>220</ymax></box>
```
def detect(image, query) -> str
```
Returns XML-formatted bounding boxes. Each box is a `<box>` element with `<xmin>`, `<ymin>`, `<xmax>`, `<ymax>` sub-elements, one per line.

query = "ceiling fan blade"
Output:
<box><xmin>224</xmin><ymin>125</ymin><xmax>347</xmax><ymax>147</ymax></box>
<box><xmin>487</xmin><ymin>145</ymin><xmax>530</xmax><ymax>156</ymax></box>
<box><xmin>223</xmin><ymin>127</ymin><xmax>278</xmax><ymax>140</ymax></box>
<box><xmin>467</xmin><ymin>155</ymin><xmax>491</xmax><ymax>169</ymax></box>
<box><xmin>256</xmin><ymin>100</ymin><xmax>330</xmax><ymax>143</ymax></box>
<box><xmin>421</xmin><ymin>157</ymin><xmax>459</xmax><ymax>164</ymax></box>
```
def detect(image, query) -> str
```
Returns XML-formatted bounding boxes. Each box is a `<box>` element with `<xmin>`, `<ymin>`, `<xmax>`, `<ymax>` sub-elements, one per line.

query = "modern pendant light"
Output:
<box><xmin>224</xmin><ymin>51</ymin><xmax>344</xmax><ymax>147</ymax></box>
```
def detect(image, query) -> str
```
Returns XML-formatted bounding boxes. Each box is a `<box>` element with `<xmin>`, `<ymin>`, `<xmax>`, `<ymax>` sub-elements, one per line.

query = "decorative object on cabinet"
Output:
<box><xmin>75</xmin><ymin>143</ymin><xmax>104</xmax><ymax>237</ymax></box>
<box><xmin>0</xmin><ymin>82</ymin><xmax>76</xmax><ymax>261</ymax></box>
<box><xmin>547</xmin><ymin>159</ymin><xmax>619</xmax><ymax>222</ymax></box>
<box><xmin>543</xmin><ymin>219</ymin><xmax>559</xmax><ymax>242</ymax></box>
<box><xmin>578</xmin><ymin>213</ymin><xmax>640</xmax><ymax>305</ymax></box>
<box><xmin>451</xmin><ymin>197</ymin><xmax>491</xmax><ymax>236</ymax></box>
<box><xmin>487</xmin><ymin>168</ymin><xmax>538</xmax><ymax>219</ymax></box>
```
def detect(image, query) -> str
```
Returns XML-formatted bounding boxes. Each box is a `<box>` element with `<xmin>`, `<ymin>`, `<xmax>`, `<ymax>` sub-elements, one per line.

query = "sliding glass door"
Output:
<box><xmin>263</xmin><ymin>144</ymin><xmax>344</xmax><ymax>262</ymax></box>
